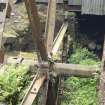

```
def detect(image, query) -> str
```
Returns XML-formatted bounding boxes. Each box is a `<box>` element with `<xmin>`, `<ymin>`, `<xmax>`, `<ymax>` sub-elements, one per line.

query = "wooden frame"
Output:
<box><xmin>1</xmin><ymin>0</ymin><xmax>104</xmax><ymax>105</ymax></box>
<box><xmin>0</xmin><ymin>0</ymin><xmax>11</xmax><ymax>63</ymax></box>
<box><xmin>21</xmin><ymin>0</ymin><xmax>100</xmax><ymax>105</ymax></box>
<box><xmin>21</xmin><ymin>0</ymin><xmax>102</xmax><ymax>105</ymax></box>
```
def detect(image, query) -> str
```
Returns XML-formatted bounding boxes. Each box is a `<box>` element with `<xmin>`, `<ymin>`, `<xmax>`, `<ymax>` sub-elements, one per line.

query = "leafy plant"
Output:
<box><xmin>0</xmin><ymin>64</ymin><xmax>30</xmax><ymax>104</ymax></box>
<box><xmin>61</xmin><ymin>48</ymin><xmax>100</xmax><ymax>105</ymax></box>
<box><xmin>68</xmin><ymin>48</ymin><xmax>99</xmax><ymax>64</ymax></box>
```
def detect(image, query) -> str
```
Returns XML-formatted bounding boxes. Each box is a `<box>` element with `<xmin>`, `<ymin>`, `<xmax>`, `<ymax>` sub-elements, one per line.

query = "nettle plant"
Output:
<box><xmin>61</xmin><ymin>48</ymin><xmax>100</xmax><ymax>105</ymax></box>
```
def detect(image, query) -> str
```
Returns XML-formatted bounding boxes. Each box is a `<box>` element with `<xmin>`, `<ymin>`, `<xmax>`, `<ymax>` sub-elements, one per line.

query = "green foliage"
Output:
<box><xmin>61</xmin><ymin>77</ymin><xmax>97</xmax><ymax>105</ymax></box>
<box><xmin>68</xmin><ymin>48</ymin><xmax>99</xmax><ymax>65</ymax></box>
<box><xmin>61</xmin><ymin>48</ymin><xmax>100</xmax><ymax>105</ymax></box>
<box><xmin>0</xmin><ymin>64</ymin><xmax>30</xmax><ymax>104</ymax></box>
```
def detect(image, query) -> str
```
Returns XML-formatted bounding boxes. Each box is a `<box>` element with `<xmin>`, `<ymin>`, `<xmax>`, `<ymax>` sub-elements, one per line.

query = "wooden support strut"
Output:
<box><xmin>24</xmin><ymin>0</ymin><xmax>47</xmax><ymax>61</ymax></box>
<box><xmin>43</xmin><ymin>0</ymin><xmax>57</xmax><ymax>105</ymax></box>
<box><xmin>21</xmin><ymin>0</ymin><xmax>101</xmax><ymax>105</ymax></box>
<box><xmin>6</xmin><ymin>57</ymin><xmax>99</xmax><ymax>77</ymax></box>
<box><xmin>7</xmin><ymin>58</ymin><xmax>99</xmax><ymax>77</ymax></box>
<box><xmin>21</xmin><ymin>74</ymin><xmax>46</xmax><ymax>105</ymax></box>
<box><xmin>45</xmin><ymin>0</ymin><xmax>56</xmax><ymax>54</ymax></box>
<box><xmin>52</xmin><ymin>22</ymin><xmax>68</xmax><ymax>55</ymax></box>
<box><xmin>0</xmin><ymin>0</ymin><xmax>10</xmax><ymax>63</ymax></box>
<box><xmin>99</xmin><ymin>35</ymin><xmax>105</xmax><ymax>105</ymax></box>
<box><xmin>36</xmin><ymin>62</ymin><xmax>99</xmax><ymax>77</ymax></box>
<box><xmin>21</xmin><ymin>0</ymin><xmax>48</xmax><ymax>105</ymax></box>
<box><xmin>0</xmin><ymin>0</ymin><xmax>9</xmax><ymax>48</ymax></box>
<box><xmin>6</xmin><ymin>3</ymin><xmax>12</xmax><ymax>18</ymax></box>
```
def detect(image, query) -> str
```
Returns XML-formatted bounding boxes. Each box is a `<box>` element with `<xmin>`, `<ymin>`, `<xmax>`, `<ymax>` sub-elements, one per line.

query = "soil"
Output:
<box><xmin>3</xmin><ymin>1</ymin><xmax>35</xmax><ymax>59</ymax></box>
<box><xmin>3</xmin><ymin>1</ymin><xmax>65</xmax><ymax>60</ymax></box>
<box><xmin>2</xmin><ymin>0</ymin><xmax>104</xmax><ymax>61</ymax></box>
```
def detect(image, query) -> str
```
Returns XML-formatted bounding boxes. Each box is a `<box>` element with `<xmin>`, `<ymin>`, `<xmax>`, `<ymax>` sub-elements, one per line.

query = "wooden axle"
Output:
<box><xmin>7</xmin><ymin>57</ymin><xmax>99</xmax><ymax>77</ymax></box>
<box><xmin>35</xmin><ymin>62</ymin><xmax>100</xmax><ymax>77</ymax></box>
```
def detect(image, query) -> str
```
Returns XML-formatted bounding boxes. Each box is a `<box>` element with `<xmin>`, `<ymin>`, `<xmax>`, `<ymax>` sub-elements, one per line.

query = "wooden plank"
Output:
<box><xmin>44</xmin><ymin>1</ymin><xmax>57</xmax><ymax>105</ymax></box>
<box><xmin>0</xmin><ymin>50</ymin><xmax>4</xmax><ymax>63</ymax></box>
<box><xmin>36</xmin><ymin>0</ymin><xmax>82</xmax><ymax>5</ymax></box>
<box><xmin>6</xmin><ymin>58</ymin><xmax>100</xmax><ymax>77</ymax></box>
<box><xmin>6</xmin><ymin>3</ymin><xmax>12</xmax><ymax>18</ymax></box>
<box><xmin>21</xmin><ymin>74</ymin><xmax>46</xmax><ymax>105</ymax></box>
<box><xmin>99</xmin><ymin>36</ymin><xmax>105</xmax><ymax>105</ymax></box>
<box><xmin>24</xmin><ymin>0</ymin><xmax>47</xmax><ymax>61</ymax></box>
<box><xmin>35</xmin><ymin>62</ymin><xmax>99</xmax><ymax>77</ymax></box>
<box><xmin>56</xmin><ymin>35</ymin><xmax>69</xmax><ymax>105</ymax></box>
<box><xmin>23</xmin><ymin>1</ymin><xmax>48</xmax><ymax>105</ymax></box>
<box><xmin>45</xmin><ymin>0</ymin><xmax>56</xmax><ymax>54</ymax></box>
<box><xmin>46</xmin><ymin>76</ymin><xmax>60</xmax><ymax>105</ymax></box>
<box><xmin>54</xmin><ymin>63</ymin><xmax>99</xmax><ymax>77</ymax></box>
<box><xmin>0</xmin><ymin>0</ymin><xmax>9</xmax><ymax>48</ymax></box>
<box><xmin>0</xmin><ymin>0</ymin><xmax>9</xmax><ymax>63</ymax></box>
<box><xmin>52</xmin><ymin>22</ymin><xmax>68</xmax><ymax>55</ymax></box>
<box><xmin>36</xmin><ymin>0</ymin><xmax>63</xmax><ymax>3</ymax></box>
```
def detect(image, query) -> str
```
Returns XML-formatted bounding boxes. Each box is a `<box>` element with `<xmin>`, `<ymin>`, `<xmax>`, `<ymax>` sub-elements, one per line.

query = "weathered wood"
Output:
<box><xmin>24</xmin><ymin>0</ymin><xmax>47</xmax><ymax>61</ymax></box>
<box><xmin>0</xmin><ymin>0</ymin><xmax>9</xmax><ymax>48</ymax></box>
<box><xmin>21</xmin><ymin>74</ymin><xmax>46</xmax><ymax>105</ymax></box>
<box><xmin>56</xmin><ymin>34</ymin><xmax>69</xmax><ymax>105</ymax></box>
<box><xmin>0</xmin><ymin>50</ymin><xmax>4</xmax><ymax>63</ymax></box>
<box><xmin>45</xmin><ymin>0</ymin><xmax>56</xmax><ymax>54</ymax></box>
<box><xmin>36</xmin><ymin>0</ymin><xmax>81</xmax><ymax>5</ymax></box>
<box><xmin>52</xmin><ymin>22</ymin><xmax>68</xmax><ymax>55</ymax></box>
<box><xmin>46</xmin><ymin>76</ymin><xmax>60</xmax><ymax>105</ymax></box>
<box><xmin>99</xmin><ymin>36</ymin><xmax>105</xmax><ymax>105</ymax></box>
<box><xmin>6</xmin><ymin>3</ymin><xmax>11</xmax><ymax>18</ymax></box>
<box><xmin>22</xmin><ymin>1</ymin><xmax>48</xmax><ymax>105</ymax></box>
<box><xmin>38</xmin><ymin>63</ymin><xmax>99</xmax><ymax>77</ymax></box>
<box><xmin>0</xmin><ymin>0</ymin><xmax>9</xmax><ymax>63</ymax></box>
<box><xmin>54</xmin><ymin>63</ymin><xmax>99</xmax><ymax>76</ymax></box>
<box><xmin>44</xmin><ymin>1</ymin><xmax>57</xmax><ymax>105</ymax></box>
<box><xmin>6</xmin><ymin>58</ymin><xmax>100</xmax><ymax>76</ymax></box>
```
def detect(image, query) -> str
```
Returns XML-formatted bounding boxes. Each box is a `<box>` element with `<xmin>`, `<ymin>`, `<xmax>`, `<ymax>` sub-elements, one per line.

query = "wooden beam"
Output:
<box><xmin>46</xmin><ymin>76</ymin><xmax>60</xmax><ymax>105</ymax></box>
<box><xmin>21</xmin><ymin>74</ymin><xmax>46</xmax><ymax>105</ymax></box>
<box><xmin>6</xmin><ymin>3</ymin><xmax>12</xmax><ymax>18</ymax></box>
<box><xmin>37</xmin><ymin>63</ymin><xmax>99</xmax><ymax>77</ymax></box>
<box><xmin>45</xmin><ymin>0</ymin><xmax>56</xmax><ymax>54</ymax></box>
<box><xmin>65</xmin><ymin>5</ymin><xmax>81</xmax><ymax>12</ymax></box>
<box><xmin>54</xmin><ymin>63</ymin><xmax>99</xmax><ymax>77</ymax></box>
<box><xmin>6</xmin><ymin>58</ymin><xmax>100</xmax><ymax>77</ymax></box>
<box><xmin>0</xmin><ymin>0</ymin><xmax>9</xmax><ymax>63</ymax></box>
<box><xmin>44</xmin><ymin>1</ymin><xmax>57</xmax><ymax>105</ymax></box>
<box><xmin>52</xmin><ymin>22</ymin><xmax>68</xmax><ymax>55</ymax></box>
<box><xmin>0</xmin><ymin>0</ymin><xmax>9</xmax><ymax>48</ymax></box>
<box><xmin>99</xmin><ymin>35</ymin><xmax>105</xmax><ymax>105</ymax></box>
<box><xmin>24</xmin><ymin>0</ymin><xmax>47</xmax><ymax>61</ymax></box>
<box><xmin>23</xmin><ymin>1</ymin><xmax>48</xmax><ymax>105</ymax></box>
